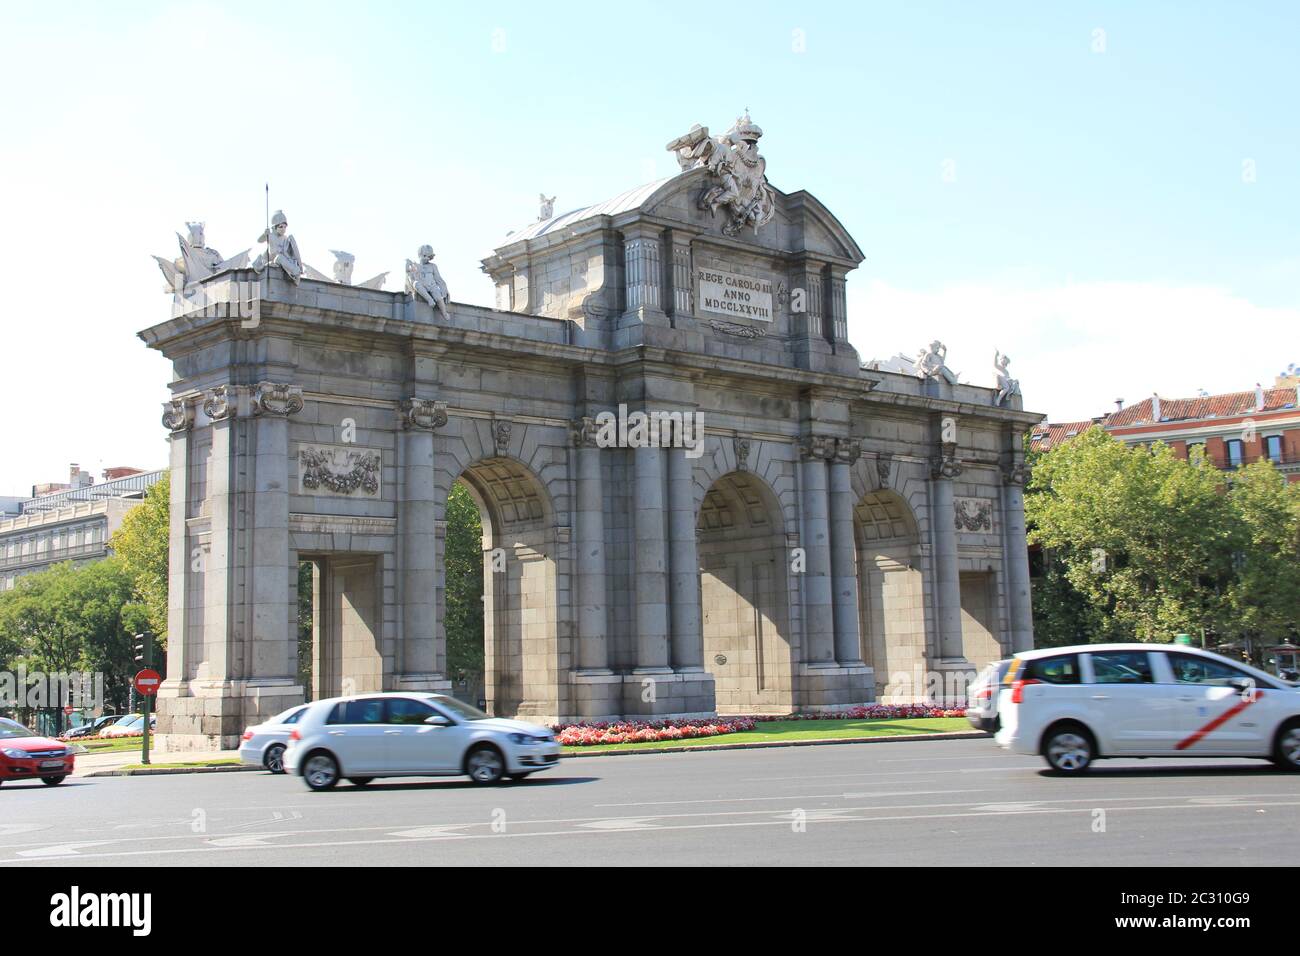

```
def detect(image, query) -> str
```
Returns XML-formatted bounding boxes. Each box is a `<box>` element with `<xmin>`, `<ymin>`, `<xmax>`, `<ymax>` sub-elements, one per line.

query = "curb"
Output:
<box><xmin>83</xmin><ymin>730</ymin><xmax>993</xmax><ymax>776</ymax></box>
<box><xmin>86</xmin><ymin>764</ymin><xmax>260</xmax><ymax>778</ymax></box>
<box><xmin>558</xmin><ymin>730</ymin><xmax>990</xmax><ymax>758</ymax></box>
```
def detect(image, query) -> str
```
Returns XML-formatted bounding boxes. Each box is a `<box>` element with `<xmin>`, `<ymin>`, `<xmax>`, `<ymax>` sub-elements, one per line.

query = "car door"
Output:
<box><xmin>1165</xmin><ymin>652</ymin><xmax>1271</xmax><ymax>756</ymax></box>
<box><xmin>383</xmin><ymin>697</ymin><xmax>463</xmax><ymax>773</ymax></box>
<box><xmin>1085</xmin><ymin>651</ymin><xmax>1182</xmax><ymax>754</ymax></box>
<box><xmin>323</xmin><ymin>698</ymin><xmax>390</xmax><ymax>774</ymax></box>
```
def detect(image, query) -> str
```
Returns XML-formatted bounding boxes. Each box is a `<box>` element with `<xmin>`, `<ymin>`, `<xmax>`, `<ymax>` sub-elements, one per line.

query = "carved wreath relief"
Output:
<box><xmin>954</xmin><ymin>497</ymin><xmax>994</xmax><ymax>532</ymax></box>
<box><xmin>298</xmin><ymin>444</ymin><xmax>382</xmax><ymax>497</ymax></box>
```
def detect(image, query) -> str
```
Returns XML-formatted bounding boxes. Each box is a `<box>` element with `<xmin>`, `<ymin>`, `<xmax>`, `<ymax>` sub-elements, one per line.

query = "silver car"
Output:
<box><xmin>966</xmin><ymin>660</ymin><xmax>1012</xmax><ymax>732</ymax></box>
<box><xmin>238</xmin><ymin>704</ymin><xmax>311</xmax><ymax>774</ymax></box>
<box><xmin>282</xmin><ymin>692</ymin><xmax>562</xmax><ymax>791</ymax></box>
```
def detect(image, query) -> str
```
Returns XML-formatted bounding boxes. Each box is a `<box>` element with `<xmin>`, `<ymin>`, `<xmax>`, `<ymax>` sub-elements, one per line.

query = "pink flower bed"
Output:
<box><xmin>552</xmin><ymin>704</ymin><xmax>963</xmax><ymax>746</ymax></box>
<box><xmin>555</xmin><ymin>717</ymin><xmax>756</xmax><ymax>747</ymax></box>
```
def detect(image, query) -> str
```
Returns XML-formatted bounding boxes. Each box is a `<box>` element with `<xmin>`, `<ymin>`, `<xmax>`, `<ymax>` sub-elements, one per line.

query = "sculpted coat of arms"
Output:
<box><xmin>667</xmin><ymin>112</ymin><xmax>777</xmax><ymax>237</ymax></box>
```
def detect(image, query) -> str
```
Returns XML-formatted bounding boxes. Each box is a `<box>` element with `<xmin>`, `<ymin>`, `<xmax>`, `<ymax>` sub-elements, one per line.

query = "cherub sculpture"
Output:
<box><xmin>915</xmin><ymin>340</ymin><xmax>957</xmax><ymax>384</ymax></box>
<box><xmin>405</xmin><ymin>244</ymin><xmax>450</xmax><ymax>320</ymax></box>
<box><xmin>252</xmin><ymin>210</ymin><xmax>303</xmax><ymax>285</ymax></box>
<box><xmin>994</xmin><ymin>350</ymin><xmax>1021</xmax><ymax>406</ymax></box>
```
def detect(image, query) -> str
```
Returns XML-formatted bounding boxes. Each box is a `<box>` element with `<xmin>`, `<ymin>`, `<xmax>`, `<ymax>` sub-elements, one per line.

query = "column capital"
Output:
<box><xmin>1002</xmin><ymin>460</ymin><xmax>1031</xmax><ymax>486</ymax></box>
<box><xmin>930</xmin><ymin>441</ymin><xmax>963</xmax><ymax>479</ymax></box>
<box><xmin>202</xmin><ymin>384</ymin><xmax>240</xmax><ymax>422</ymax></box>
<box><xmin>570</xmin><ymin>416</ymin><xmax>600</xmax><ymax>448</ymax></box>
<box><xmin>834</xmin><ymin>437</ymin><xmax>861</xmax><ymax>463</ymax></box>
<box><xmin>401</xmin><ymin>398</ymin><xmax>448</xmax><ymax>430</ymax></box>
<box><xmin>252</xmin><ymin>382</ymin><xmax>304</xmax><ymax>417</ymax></box>
<box><xmin>162</xmin><ymin>396</ymin><xmax>195</xmax><ymax>433</ymax></box>
<box><xmin>797</xmin><ymin>434</ymin><xmax>837</xmax><ymax>461</ymax></box>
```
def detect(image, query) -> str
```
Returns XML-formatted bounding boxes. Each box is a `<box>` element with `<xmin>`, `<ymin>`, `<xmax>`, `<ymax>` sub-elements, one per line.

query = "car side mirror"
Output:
<box><xmin>424</xmin><ymin>715</ymin><xmax>452</xmax><ymax>727</ymax></box>
<box><xmin>1227</xmin><ymin>678</ymin><xmax>1254</xmax><ymax>693</ymax></box>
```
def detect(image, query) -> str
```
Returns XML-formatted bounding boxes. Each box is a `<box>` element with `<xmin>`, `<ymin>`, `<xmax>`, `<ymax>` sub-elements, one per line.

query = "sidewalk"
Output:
<box><xmin>72</xmin><ymin>746</ymin><xmax>245</xmax><ymax>777</ymax></box>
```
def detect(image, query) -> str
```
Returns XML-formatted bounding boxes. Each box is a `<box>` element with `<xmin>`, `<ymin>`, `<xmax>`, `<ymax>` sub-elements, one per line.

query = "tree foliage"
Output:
<box><xmin>0</xmin><ymin>558</ymin><xmax>144</xmax><ymax>710</ymax></box>
<box><xmin>1027</xmin><ymin>426</ymin><xmax>1299</xmax><ymax>645</ymax></box>
<box><xmin>444</xmin><ymin>482</ymin><xmax>484</xmax><ymax>685</ymax></box>
<box><xmin>109</xmin><ymin>480</ymin><xmax>170</xmax><ymax>646</ymax></box>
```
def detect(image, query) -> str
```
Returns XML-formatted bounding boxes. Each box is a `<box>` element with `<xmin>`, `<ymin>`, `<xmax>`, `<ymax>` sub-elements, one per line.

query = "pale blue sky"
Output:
<box><xmin>1</xmin><ymin>1</ymin><xmax>1297</xmax><ymax>492</ymax></box>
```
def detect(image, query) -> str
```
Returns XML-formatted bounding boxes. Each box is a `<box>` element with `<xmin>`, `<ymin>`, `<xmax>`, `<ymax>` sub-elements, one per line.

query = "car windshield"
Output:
<box><xmin>0</xmin><ymin>718</ymin><xmax>34</xmax><ymax>739</ymax></box>
<box><xmin>115</xmin><ymin>715</ymin><xmax>142</xmax><ymax>726</ymax></box>
<box><xmin>433</xmin><ymin>697</ymin><xmax>490</xmax><ymax>721</ymax></box>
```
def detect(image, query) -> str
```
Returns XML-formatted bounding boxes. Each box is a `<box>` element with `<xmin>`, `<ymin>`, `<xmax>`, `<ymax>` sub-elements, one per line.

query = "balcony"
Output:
<box><xmin>1209</xmin><ymin>450</ymin><xmax>1300</xmax><ymax>473</ymax></box>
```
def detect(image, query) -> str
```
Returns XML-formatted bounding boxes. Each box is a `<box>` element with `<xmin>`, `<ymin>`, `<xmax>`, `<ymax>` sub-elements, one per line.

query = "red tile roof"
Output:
<box><xmin>1029</xmin><ymin>420</ymin><xmax>1099</xmax><ymax>451</ymax></box>
<box><xmin>1108</xmin><ymin>387</ymin><xmax>1298</xmax><ymax>427</ymax></box>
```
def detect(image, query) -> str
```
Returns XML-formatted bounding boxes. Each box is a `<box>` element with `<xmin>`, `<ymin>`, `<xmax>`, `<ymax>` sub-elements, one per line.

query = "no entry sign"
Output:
<box><xmin>133</xmin><ymin>668</ymin><xmax>162</xmax><ymax>697</ymax></box>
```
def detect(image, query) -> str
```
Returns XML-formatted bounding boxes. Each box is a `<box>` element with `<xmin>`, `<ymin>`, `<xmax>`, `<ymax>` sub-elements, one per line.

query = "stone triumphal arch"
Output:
<box><xmin>143</xmin><ymin>115</ymin><xmax>1041</xmax><ymax>749</ymax></box>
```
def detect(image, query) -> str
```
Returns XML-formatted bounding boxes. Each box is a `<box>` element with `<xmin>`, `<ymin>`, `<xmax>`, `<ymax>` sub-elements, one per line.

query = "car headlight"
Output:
<box><xmin>2</xmin><ymin>748</ymin><xmax>32</xmax><ymax>759</ymax></box>
<box><xmin>508</xmin><ymin>733</ymin><xmax>531</xmax><ymax>745</ymax></box>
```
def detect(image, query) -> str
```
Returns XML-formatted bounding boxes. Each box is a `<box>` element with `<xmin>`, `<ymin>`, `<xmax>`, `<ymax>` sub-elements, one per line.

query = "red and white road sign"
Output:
<box><xmin>63</xmin><ymin>705</ymin><xmax>74</xmax><ymax>716</ymax></box>
<box><xmin>133</xmin><ymin>668</ymin><xmax>162</xmax><ymax>697</ymax></box>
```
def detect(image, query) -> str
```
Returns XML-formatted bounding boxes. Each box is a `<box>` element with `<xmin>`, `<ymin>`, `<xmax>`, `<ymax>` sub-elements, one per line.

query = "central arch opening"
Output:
<box><xmin>697</xmin><ymin>471</ymin><xmax>793</xmax><ymax>713</ymax></box>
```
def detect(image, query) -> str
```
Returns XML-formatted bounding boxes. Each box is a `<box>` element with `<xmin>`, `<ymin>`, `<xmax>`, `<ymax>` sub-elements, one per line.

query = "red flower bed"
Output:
<box><xmin>753</xmin><ymin>704</ymin><xmax>967</xmax><ymax>721</ymax></box>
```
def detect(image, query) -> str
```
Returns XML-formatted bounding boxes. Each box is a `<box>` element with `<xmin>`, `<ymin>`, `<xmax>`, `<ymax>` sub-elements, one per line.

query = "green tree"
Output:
<box><xmin>444</xmin><ymin>482</ymin><xmax>484</xmax><ymax>688</ymax></box>
<box><xmin>0</xmin><ymin>559</ymin><xmax>141</xmax><ymax>712</ymax></box>
<box><xmin>1226</xmin><ymin>460</ymin><xmax>1300</xmax><ymax>642</ymax></box>
<box><xmin>109</xmin><ymin>480</ymin><xmax>170</xmax><ymax>647</ymax></box>
<box><xmin>1026</xmin><ymin>426</ymin><xmax>1238</xmax><ymax>642</ymax></box>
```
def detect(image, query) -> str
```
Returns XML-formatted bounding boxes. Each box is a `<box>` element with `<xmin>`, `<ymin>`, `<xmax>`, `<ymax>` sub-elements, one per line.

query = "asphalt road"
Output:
<box><xmin>2</xmin><ymin>739</ymin><xmax>1297</xmax><ymax>866</ymax></box>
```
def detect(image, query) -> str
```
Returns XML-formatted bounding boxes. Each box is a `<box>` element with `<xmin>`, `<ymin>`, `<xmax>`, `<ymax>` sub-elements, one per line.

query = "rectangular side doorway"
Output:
<box><xmin>305</xmin><ymin>555</ymin><xmax>383</xmax><ymax>700</ymax></box>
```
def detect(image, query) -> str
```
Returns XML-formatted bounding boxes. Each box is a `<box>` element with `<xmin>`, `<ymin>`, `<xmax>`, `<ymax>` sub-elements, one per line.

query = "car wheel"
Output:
<box><xmin>347</xmin><ymin>777</ymin><xmax>374</xmax><ymax>786</ymax></box>
<box><xmin>303</xmin><ymin>751</ymin><xmax>340</xmax><ymax>791</ymax></box>
<box><xmin>1272</xmin><ymin>720</ymin><xmax>1300</xmax><ymax>772</ymax></box>
<box><xmin>263</xmin><ymin>743</ymin><xmax>287</xmax><ymax>775</ymax></box>
<box><xmin>42</xmin><ymin>776</ymin><xmax>66</xmax><ymax>786</ymax></box>
<box><xmin>1042</xmin><ymin>724</ymin><xmax>1094</xmax><ymax>773</ymax></box>
<box><xmin>466</xmin><ymin>745</ymin><xmax>505</xmax><ymax>785</ymax></box>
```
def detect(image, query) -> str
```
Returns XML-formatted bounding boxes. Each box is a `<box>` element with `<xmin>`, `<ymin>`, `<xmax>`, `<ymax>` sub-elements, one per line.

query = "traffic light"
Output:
<box><xmin>133</xmin><ymin>631</ymin><xmax>154</xmax><ymax>668</ymax></box>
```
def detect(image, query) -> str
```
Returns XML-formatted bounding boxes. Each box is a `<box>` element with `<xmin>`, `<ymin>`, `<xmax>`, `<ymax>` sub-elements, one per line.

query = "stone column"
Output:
<box><xmin>248</xmin><ymin>383</ymin><xmax>303</xmax><ymax>685</ymax></box>
<box><xmin>160</xmin><ymin>397</ymin><xmax>195</xmax><ymax>691</ymax></box>
<box><xmin>571</xmin><ymin>418</ymin><xmax>609</xmax><ymax>672</ymax></box>
<box><xmin>929</xmin><ymin>425</ymin><xmax>965</xmax><ymax>659</ymax></box>
<box><xmin>799</xmin><ymin>436</ymin><xmax>836</xmax><ymax>664</ymax></box>
<box><xmin>633</xmin><ymin>444</ymin><xmax>671</xmax><ymax>671</ymax></box>
<box><xmin>829</xmin><ymin>438</ymin><xmax>863</xmax><ymax>665</ymax></box>
<box><xmin>1002</xmin><ymin>455</ymin><xmax>1035</xmax><ymax>653</ymax></box>
<box><xmin>398</xmin><ymin>399</ymin><xmax>446</xmax><ymax>682</ymax></box>
<box><xmin>666</xmin><ymin>231</ymin><xmax>694</xmax><ymax>324</ymax></box>
<box><xmin>201</xmin><ymin>385</ymin><xmax>239</xmax><ymax>686</ymax></box>
<box><xmin>668</xmin><ymin>445</ymin><xmax>703</xmax><ymax>670</ymax></box>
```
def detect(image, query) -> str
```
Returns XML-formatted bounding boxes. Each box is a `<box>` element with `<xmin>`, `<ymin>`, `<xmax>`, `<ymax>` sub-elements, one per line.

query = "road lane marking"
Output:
<box><xmin>594</xmin><ymin>788</ymin><xmax>988</xmax><ymax>808</ymax></box>
<box><xmin>5</xmin><ymin>799</ymin><xmax>1300</xmax><ymax>864</ymax></box>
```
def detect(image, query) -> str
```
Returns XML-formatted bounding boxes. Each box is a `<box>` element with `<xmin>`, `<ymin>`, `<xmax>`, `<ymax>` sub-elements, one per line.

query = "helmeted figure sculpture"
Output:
<box><xmin>405</xmin><ymin>244</ymin><xmax>451</xmax><ymax>320</ymax></box>
<box><xmin>153</xmin><ymin>221</ymin><xmax>248</xmax><ymax>296</ymax></box>
<box><xmin>253</xmin><ymin>210</ymin><xmax>303</xmax><ymax>285</ymax></box>
<box><xmin>915</xmin><ymin>340</ymin><xmax>958</xmax><ymax>384</ymax></box>
<box><xmin>666</xmin><ymin>111</ymin><xmax>776</xmax><ymax>237</ymax></box>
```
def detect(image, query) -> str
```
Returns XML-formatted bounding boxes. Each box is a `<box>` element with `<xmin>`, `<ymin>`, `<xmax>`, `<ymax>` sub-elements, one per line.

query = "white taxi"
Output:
<box><xmin>995</xmin><ymin>643</ymin><xmax>1300</xmax><ymax>773</ymax></box>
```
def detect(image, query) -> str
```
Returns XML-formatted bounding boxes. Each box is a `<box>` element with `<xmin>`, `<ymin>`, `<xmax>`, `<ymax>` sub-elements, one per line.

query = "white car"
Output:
<box><xmin>995</xmin><ymin>643</ymin><xmax>1300</xmax><ymax>773</ymax></box>
<box><xmin>238</xmin><ymin>704</ymin><xmax>311</xmax><ymax>774</ymax></box>
<box><xmin>282</xmin><ymin>692</ymin><xmax>562</xmax><ymax>790</ymax></box>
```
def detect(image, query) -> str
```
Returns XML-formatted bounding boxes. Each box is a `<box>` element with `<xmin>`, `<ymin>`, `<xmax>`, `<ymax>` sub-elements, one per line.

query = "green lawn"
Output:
<box><xmin>73</xmin><ymin>738</ymin><xmax>151</xmax><ymax>754</ymax></box>
<box><xmin>563</xmin><ymin>716</ymin><xmax>972</xmax><ymax>754</ymax></box>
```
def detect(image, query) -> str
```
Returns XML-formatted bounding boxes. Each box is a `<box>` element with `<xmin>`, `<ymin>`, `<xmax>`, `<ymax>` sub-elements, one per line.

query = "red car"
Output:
<box><xmin>0</xmin><ymin>717</ymin><xmax>75</xmax><ymax>786</ymax></box>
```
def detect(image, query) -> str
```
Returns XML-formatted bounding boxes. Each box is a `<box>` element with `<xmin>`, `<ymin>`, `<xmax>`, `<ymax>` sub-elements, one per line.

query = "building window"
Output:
<box><xmin>1265</xmin><ymin>435</ymin><xmax>1284</xmax><ymax>463</ymax></box>
<box><xmin>1225</xmin><ymin>439</ymin><xmax>1244</xmax><ymax>468</ymax></box>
